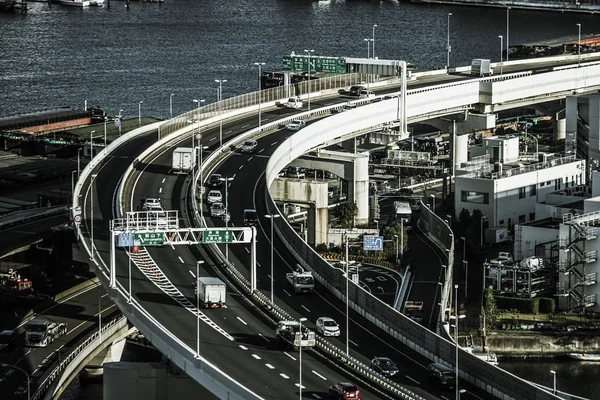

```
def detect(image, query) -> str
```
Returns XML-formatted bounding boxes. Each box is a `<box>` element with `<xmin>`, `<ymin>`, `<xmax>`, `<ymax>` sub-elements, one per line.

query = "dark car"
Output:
<box><xmin>208</xmin><ymin>174</ymin><xmax>223</xmax><ymax>188</ymax></box>
<box><xmin>243</xmin><ymin>209</ymin><xmax>258</xmax><ymax>226</ymax></box>
<box><xmin>0</xmin><ymin>330</ymin><xmax>16</xmax><ymax>351</ymax></box>
<box><xmin>328</xmin><ymin>382</ymin><xmax>360</xmax><ymax>399</ymax></box>
<box><xmin>371</xmin><ymin>357</ymin><xmax>399</xmax><ymax>377</ymax></box>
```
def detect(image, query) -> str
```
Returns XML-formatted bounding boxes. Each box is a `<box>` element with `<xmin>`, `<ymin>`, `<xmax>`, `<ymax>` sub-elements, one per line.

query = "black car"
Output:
<box><xmin>371</xmin><ymin>357</ymin><xmax>399</xmax><ymax>377</ymax></box>
<box><xmin>0</xmin><ymin>330</ymin><xmax>16</xmax><ymax>351</ymax></box>
<box><xmin>208</xmin><ymin>174</ymin><xmax>223</xmax><ymax>188</ymax></box>
<box><xmin>328</xmin><ymin>382</ymin><xmax>360</xmax><ymax>399</ymax></box>
<box><xmin>243</xmin><ymin>209</ymin><xmax>258</xmax><ymax>226</ymax></box>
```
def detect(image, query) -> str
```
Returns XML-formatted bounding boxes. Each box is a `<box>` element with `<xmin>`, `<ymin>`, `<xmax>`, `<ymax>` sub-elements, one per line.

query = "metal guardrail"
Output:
<box><xmin>32</xmin><ymin>315</ymin><xmax>127</xmax><ymax>400</ymax></box>
<box><xmin>0</xmin><ymin>206</ymin><xmax>67</xmax><ymax>229</ymax></box>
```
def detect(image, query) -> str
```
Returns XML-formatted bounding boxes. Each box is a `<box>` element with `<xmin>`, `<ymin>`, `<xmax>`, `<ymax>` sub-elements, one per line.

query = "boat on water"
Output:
<box><xmin>56</xmin><ymin>0</ymin><xmax>104</xmax><ymax>7</ymax></box>
<box><xmin>568</xmin><ymin>353</ymin><xmax>600</xmax><ymax>361</ymax></box>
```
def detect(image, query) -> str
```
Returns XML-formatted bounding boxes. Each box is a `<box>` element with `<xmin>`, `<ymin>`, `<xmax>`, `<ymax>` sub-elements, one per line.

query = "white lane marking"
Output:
<box><xmin>406</xmin><ymin>375</ymin><xmax>420</xmax><ymax>384</ymax></box>
<box><xmin>258</xmin><ymin>148</ymin><xmax>264</xmax><ymax>153</ymax></box>
<box><xmin>301</xmin><ymin>305</ymin><xmax>310</xmax><ymax>313</ymax></box>
<box><xmin>311</xmin><ymin>395</ymin><xmax>322</xmax><ymax>399</ymax></box>
<box><xmin>280</xmin><ymin>373</ymin><xmax>290</xmax><ymax>379</ymax></box>
<box><xmin>239</xmin><ymin>345</ymin><xmax>248</xmax><ymax>350</ymax></box>
<box><xmin>226</xmin><ymin>130</ymin><xmax>233</xmax><ymax>134</ymax></box>
<box><xmin>232</xmin><ymin>173</ymin><xmax>236</xmax><ymax>179</ymax></box>
<box><xmin>267</xmin><ymin>274</ymin><xmax>273</xmax><ymax>280</ymax></box>
<box><xmin>349</xmin><ymin>339</ymin><xmax>358</xmax><ymax>346</ymax></box>
<box><xmin>252</xmin><ymin>354</ymin><xmax>261</xmax><ymax>360</ymax></box>
<box><xmin>284</xmin><ymin>352</ymin><xmax>296</xmax><ymax>361</ymax></box>
<box><xmin>239</xmin><ymin>164</ymin><xmax>244</xmax><ymax>170</ymax></box>
<box><xmin>312</xmin><ymin>370</ymin><xmax>327</xmax><ymax>380</ymax></box>
<box><xmin>271</xmin><ymin>142</ymin><xmax>278</xmax><ymax>146</ymax></box>
<box><xmin>236</xmin><ymin>317</ymin><xmax>248</xmax><ymax>325</ymax></box>
<box><xmin>161</xmin><ymin>178</ymin><xmax>166</xmax><ymax>183</ymax></box>
<box><xmin>245</xmin><ymin>247</ymin><xmax>250</xmax><ymax>254</ymax></box>
<box><xmin>178</xmin><ymin>256</ymin><xmax>185</xmax><ymax>264</ymax></box>
<box><xmin>170</xmin><ymin>244</ymin><xmax>175</xmax><ymax>250</ymax></box>
<box><xmin>248</xmin><ymin>157</ymin><xmax>253</xmax><ymax>161</ymax></box>
<box><xmin>441</xmin><ymin>396</ymin><xmax>451</xmax><ymax>400</ymax></box>
<box><xmin>241</xmin><ymin>125</ymin><xmax>249</xmax><ymax>129</ymax></box>
<box><xmin>283</xmin><ymin>289</ymin><xmax>292</xmax><ymax>297</ymax></box>
<box><xmin>265</xmin><ymin>364</ymin><xmax>275</xmax><ymax>369</ymax></box>
<box><xmin>257</xmin><ymin>262</ymin><xmax>261</xmax><ymax>267</ymax></box>
<box><xmin>258</xmin><ymin>333</ymin><xmax>270</xmax><ymax>342</ymax></box>
<box><xmin>294</xmin><ymin>383</ymin><xmax>306</xmax><ymax>389</ymax></box>
<box><xmin>189</xmin><ymin>270</ymin><xmax>195</xmax><ymax>278</ymax></box>
<box><xmin>210</xmin><ymin>137</ymin><xmax>216</xmax><ymax>141</ymax></box>
<box><xmin>31</xmin><ymin>368</ymin><xmax>38</xmax><ymax>376</ymax></box>
<box><xmin>159</xmin><ymin>187</ymin><xmax>163</xmax><ymax>194</ymax></box>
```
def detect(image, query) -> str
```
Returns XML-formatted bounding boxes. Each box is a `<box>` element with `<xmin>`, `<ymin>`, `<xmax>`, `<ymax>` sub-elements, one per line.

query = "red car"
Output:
<box><xmin>328</xmin><ymin>382</ymin><xmax>360</xmax><ymax>399</ymax></box>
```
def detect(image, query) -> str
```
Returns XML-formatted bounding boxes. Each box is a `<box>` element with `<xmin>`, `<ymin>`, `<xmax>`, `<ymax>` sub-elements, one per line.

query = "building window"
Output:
<box><xmin>499</xmin><ymin>219</ymin><xmax>504</xmax><ymax>225</ymax></box>
<box><xmin>519</xmin><ymin>214</ymin><xmax>526</xmax><ymax>224</ymax></box>
<box><xmin>540</xmin><ymin>182</ymin><xmax>545</xmax><ymax>187</ymax></box>
<box><xmin>555</xmin><ymin>179</ymin><xmax>561</xmax><ymax>191</ymax></box>
<box><xmin>461</xmin><ymin>191</ymin><xmax>489</xmax><ymax>204</ymax></box>
<box><xmin>529</xmin><ymin>184</ymin><xmax>536</xmax><ymax>196</ymax></box>
<box><xmin>529</xmin><ymin>212</ymin><xmax>535</xmax><ymax>221</ymax></box>
<box><xmin>519</xmin><ymin>187</ymin><xmax>526</xmax><ymax>199</ymax></box>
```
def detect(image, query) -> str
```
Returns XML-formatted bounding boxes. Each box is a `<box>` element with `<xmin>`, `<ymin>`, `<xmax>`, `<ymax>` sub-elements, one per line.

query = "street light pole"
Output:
<box><xmin>90</xmin><ymin>130</ymin><xmax>95</xmax><ymax>160</ymax></box>
<box><xmin>91</xmin><ymin>174</ymin><xmax>98</xmax><ymax>261</ymax></box>
<box><xmin>196</xmin><ymin>260</ymin><xmax>205</xmax><ymax>358</ymax></box>
<box><xmin>193</xmin><ymin>99</ymin><xmax>205</xmax><ymax>111</ymax></box>
<box><xmin>266</xmin><ymin>214</ymin><xmax>281</xmax><ymax>304</ymax></box>
<box><xmin>498</xmin><ymin>35</ymin><xmax>504</xmax><ymax>76</ymax></box>
<box><xmin>198</xmin><ymin>144</ymin><xmax>208</xmax><ymax>222</ymax></box>
<box><xmin>364</xmin><ymin>38</ymin><xmax>371</xmax><ymax>59</ymax></box>
<box><xmin>138</xmin><ymin>100</ymin><xmax>143</xmax><ymax>126</ymax></box>
<box><xmin>219</xmin><ymin>177</ymin><xmax>234</xmax><ymax>260</ymax></box>
<box><xmin>118</xmin><ymin>109</ymin><xmax>123</xmax><ymax>136</ymax></box>
<box><xmin>170</xmin><ymin>93</ymin><xmax>174</xmax><ymax>118</ymax></box>
<box><xmin>303</xmin><ymin>49</ymin><xmax>314</xmax><ymax>112</ymax></box>
<box><xmin>394</xmin><ymin>234</ymin><xmax>399</xmax><ymax>264</ymax></box>
<box><xmin>464</xmin><ymin>261</ymin><xmax>469</xmax><ymax>299</ymax></box>
<box><xmin>254</xmin><ymin>62</ymin><xmax>266</xmax><ymax>127</ymax></box>
<box><xmin>430</xmin><ymin>194</ymin><xmax>436</xmax><ymax>211</ymax></box>
<box><xmin>1</xmin><ymin>363</ymin><xmax>30</xmax><ymax>400</ymax></box>
<box><xmin>103</xmin><ymin>117</ymin><xmax>108</xmax><ymax>153</ymax></box>
<box><xmin>99</xmin><ymin>292</ymin><xmax>108</xmax><ymax>342</ymax></box>
<box><xmin>345</xmin><ymin>233</ymin><xmax>350</xmax><ymax>355</ymax></box>
<box><xmin>299</xmin><ymin>317</ymin><xmax>307</xmax><ymax>400</ymax></box>
<box><xmin>577</xmin><ymin>23</ymin><xmax>582</xmax><ymax>67</ymax></box>
<box><xmin>372</xmin><ymin>24</ymin><xmax>377</xmax><ymax>59</ymax></box>
<box><xmin>215</xmin><ymin>79</ymin><xmax>227</xmax><ymax>147</ymax></box>
<box><xmin>506</xmin><ymin>7</ymin><xmax>510</xmax><ymax>61</ymax></box>
<box><xmin>71</xmin><ymin>170</ymin><xmax>76</xmax><ymax>197</ymax></box>
<box><xmin>551</xmin><ymin>370</ymin><xmax>557</xmax><ymax>395</ymax></box>
<box><xmin>77</xmin><ymin>148</ymin><xmax>82</xmax><ymax>177</ymax></box>
<box><xmin>480</xmin><ymin>215</ymin><xmax>487</xmax><ymax>247</ymax></box>
<box><xmin>447</xmin><ymin>13</ymin><xmax>452</xmax><ymax>68</ymax></box>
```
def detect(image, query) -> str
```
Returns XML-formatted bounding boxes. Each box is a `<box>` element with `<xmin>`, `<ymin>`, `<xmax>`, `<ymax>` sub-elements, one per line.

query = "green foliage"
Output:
<box><xmin>495</xmin><ymin>296</ymin><xmax>555</xmax><ymax>314</ymax></box>
<box><xmin>483</xmin><ymin>289</ymin><xmax>499</xmax><ymax>329</ymax></box>
<box><xmin>538</xmin><ymin>298</ymin><xmax>556</xmax><ymax>314</ymax></box>
<box><xmin>458</xmin><ymin>208</ymin><xmax>472</xmax><ymax>229</ymax></box>
<box><xmin>334</xmin><ymin>202</ymin><xmax>358</xmax><ymax>228</ymax></box>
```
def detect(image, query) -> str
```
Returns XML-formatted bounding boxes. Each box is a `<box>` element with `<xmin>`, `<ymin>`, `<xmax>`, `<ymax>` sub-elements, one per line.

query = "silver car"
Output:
<box><xmin>241</xmin><ymin>140</ymin><xmax>258</xmax><ymax>153</ymax></box>
<box><xmin>286</xmin><ymin>120</ymin><xmax>306</xmax><ymax>131</ymax></box>
<box><xmin>207</xmin><ymin>190</ymin><xmax>222</xmax><ymax>204</ymax></box>
<box><xmin>316</xmin><ymin>317</ymin><xmax>340</xmax><ymax>337</ymax></box>
<box><xmin>210</xmin><ymin>202</ymin><xmax>226</xmax><ymax>217</ymax></box>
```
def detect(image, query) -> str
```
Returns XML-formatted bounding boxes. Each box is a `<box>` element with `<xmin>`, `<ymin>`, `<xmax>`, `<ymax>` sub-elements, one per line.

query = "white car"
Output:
<box><xmin>241</xmin><ymin>140</ymin><xmax>258</xmax><ymax>153</ymax></box>
<box><xmin>284</xmin><ymin>96</ymin><xmax>303</xmax><ymax>109</ymax></box>
<box><xmin>143</xmin><ymin>198</ymin><xmax>162</xmax><ymax>211</ymax></box>
<box><xmin>316</xmin><ymin>317</ymin><xmax>340</xmax><ymax>337</ymax></box>
<box><xmin>210</xmin><ymin>202</ymin><xmax>226</xmax><ymax>217</ymax></box>
<box><xmin>207</xmin><ymin>190</ymin><xmax>222</xmax><ymax>204</ymax></box>
<box><xmin>286</xmin><ymin>120</ymin><xmax>306</xmax><ymax>131</ymax></box>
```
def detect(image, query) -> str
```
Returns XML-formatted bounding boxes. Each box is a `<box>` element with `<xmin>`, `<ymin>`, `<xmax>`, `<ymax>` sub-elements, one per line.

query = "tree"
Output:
<box><xmin>334</xmin><ymin>202</ymin><xmax>358</xmax><ymax>228</ymax></box>
<box><xmin>483</xmin><ymin>289</ymin><xmax>499</xmax><ymax>331</ymax></box>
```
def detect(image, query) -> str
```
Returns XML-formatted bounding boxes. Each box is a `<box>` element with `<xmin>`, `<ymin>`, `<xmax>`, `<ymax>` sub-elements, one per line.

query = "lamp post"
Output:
<box><xmin>103</xmin><ymin>117</ymin><xmax>108</xmax><ymax>153</ymax></box>
<box><xmin>372</xmin><ymin>24</ymin><xmax>377</xmax><ymax>59</ymax></box>
<box><xmin>345</xmin><ymin>233</ymin><xmax>350</xmax><ymax>355</ymax></box>
<box><xmin>430</xmin><ymin>194</ymin><xmax>436</xmax><ymax>211</ymax></box>
<box><xmin>303</xmin><ymin>49</ymin><xmax>314</xmax><ymax>112</ymax></box>
<box><xmin>196</xmin><ymin>260</ymin><xmax>205</xmax><ymax>358</ymax></box>
<box><xmin>170</xmin><ymin>93</ymin><xmax>174</xmax><ymax>118</ymax></box>
<box><xmin>447</xmin><ymin>13</ymin><xmax>452</xmax><ymax>68</ymax></box>
<box><xmin>138</xmin><ymin>100</ymin><xmax>143</xmax><ymax>126</ymax></box>
<box><xmin>99</xmin><ymin>292</ymin><xmax>108</xmax><ymax>342</ymax></box>
<box><xmin>298</xmin><ymin>317</ymin><xmax>308</xmax><ymax>399</ymax></box>
<box><xmin>198</xmin><ymin>144</ymin><xmax>208</xmax><ymax>222</ymax></box>
<box><xmin>71</xmin><ymin>170</ymin><xmax>77</xmax><ymax>197</ymax></box>
<box><xmin>464</xmin><ymin>261</ymin><xmax>469</xmax><ymax>299</ymax></box>
<box><xmin>498</xmin><ymin>35</ymin><xmax>504</xmax><ymax>76</ymax></box>
<box><xmin>254</xmin><ymin>62</ymin><xmax>266</xmax><ymax>127</ymax></box>
<box><xmin>506</xmin><ymin>7</ymin><xmax>510</xmax><ymax>61</ymax></box>
<box><xmin>450</xmin><ymin>284</ymin><xmax>466</xmax><ymax>399</ymax></box>
<box><xmin>118</xmin><ymin>109</ymin><xmax>123</xmax><ymax>136</ymax></box>
<box><xmin>480</xmin><ymin>215</ymin><xmax>487</xmax><ymax>247</ymax></box>
<box><xmin>577</xmin><ymin>23</ymin><xmax>582</xmax><ymax>66</ymax></box>
<box><xmin>128</xmin><ymin>245</ymin><xmax>132</xmax><ymax>303</ymax></box>
<box><xmin>215</xmin><ymin>79</ymin><xmax>227</xmax><ymax>147</ymax></box>
<box><xmin>77</xmin><ymin>148</ymin><xmax>82</xmax><ymax>177</ymax></box>
<box><xmin>91</xmin><ymin>174</ymin><xmax>98</xmax><ymax>261</ymax></box>
<box><xmin>265</xmin><ymin>214</ymin><xmax>281</xmax><ymax>304</ymax></box>
<box><xmin>394</xmin><ymin>234</ymin><xmax>399</xmax><ymax>264</ymax></box>
<box><xmin>219</xmin><ymin>177</ymin><xmax>234</xmax><ymax>260</ymax></box>
<box><xmin>1</xmin><ymin>363</ymin><xmax>30</xmax><ymax>400</ymax></box>
<box><xmin>193</xmin><ymin>99</ymin><xmax>205</xmax><ymax>110</ymax></box>
<box><xmin>400</xmin><ymin>218</ymin><xmax>404</xmax><ymax>258</ymax></box>
<box><xmin>364</xmin><ymin>38</ymin><xmax>372</xmax><ymax>59</ymax></box>
<box><xmin>550</xmin><ymin>370</ymin><xmax>557</xmax><ymax>395</ymax></box>
<box><xmin>90</xmin><ymin>130</ymin><xmax>95</xmax><ymax>160</ymax></box>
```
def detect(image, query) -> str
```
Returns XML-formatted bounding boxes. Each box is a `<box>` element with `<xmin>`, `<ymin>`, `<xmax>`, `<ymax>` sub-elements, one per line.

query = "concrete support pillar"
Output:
<box><xmin>553</xmin><ymin>110</ymin><xmax>566</xmax><ymax>142</ymax></box>
<box><xmin>565</xmin><ymin>96</ymin><xmax>580</xmax><ymax>154</ymax></box>
<box><xmin>353</xmin><ymin>154</ymin><xmax>369</xmax><ymax>226</ymax></box>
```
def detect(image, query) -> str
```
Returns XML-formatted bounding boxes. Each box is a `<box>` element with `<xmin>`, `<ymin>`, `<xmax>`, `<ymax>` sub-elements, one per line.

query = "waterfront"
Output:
<box><xmin>2</xmin><ymin>1</ymin><xmax>600</xmax><ymax>399</ymax></box>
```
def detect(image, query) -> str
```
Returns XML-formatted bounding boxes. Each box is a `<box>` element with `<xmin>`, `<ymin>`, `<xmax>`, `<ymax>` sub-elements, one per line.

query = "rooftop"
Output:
<box><xmin>460</xmin><ymin>154</ymin><xmax>579</xmax><ymax>180</ymax></box>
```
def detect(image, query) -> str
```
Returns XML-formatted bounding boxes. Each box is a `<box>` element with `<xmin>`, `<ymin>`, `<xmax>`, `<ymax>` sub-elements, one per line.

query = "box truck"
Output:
<box><xmin>471</xmin><ymin>59</ymin><xmax>493</xmax><ymax>77</ymax></box>
<box><xmin>172</xmin><ymin>147</ymin><xmax>196</xmax><ymax>174</ymax></box>
<box><xmin>195</xmin><ymin>277</ymin><xmax>226</xmax><ymax>308</ymax></box>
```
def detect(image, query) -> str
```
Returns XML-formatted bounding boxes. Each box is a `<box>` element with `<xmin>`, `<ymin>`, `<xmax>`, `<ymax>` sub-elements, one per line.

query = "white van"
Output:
<box><xmin>284</xmin><ymin>97</ymin><xmax>303</xmax><ymax>109</ymax></box>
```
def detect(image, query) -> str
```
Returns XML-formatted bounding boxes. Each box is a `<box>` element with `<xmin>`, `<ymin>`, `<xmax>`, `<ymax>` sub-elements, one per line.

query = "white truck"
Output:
<box><xmin>471</xmin><ymin>59</ymin><xmax>493</xmax><ymax>77</ymax></box>
<box><xmin>403</xmin><ymin>301</ymin><xmax>424</xmax><ymax>323</ymax></box>
<box><xmin>25</xmin><ymin>317</ymin><xmax>67</xmax><ymax>347</ymax></box>
<box><xmin>286</xmin><ymin>266</ymin><xmax>315</xmax><ymax>293</ymax></box>
<box><xmin>195</xmin><ymin>277</ymin><xmax>226</xmax><ymax>308</ymax></box>
<box><xmin>276</xmin><ymin>321</ymin><xmax>316</xmax><ymax>350</ymax></box>
<box><xmin>172</xmin><ymin>147</ymin><xmax>196</xmax><ymax>174</ymax></box>
<box><xmin>284</xmin><ymin>96</ymin><xmax>303</xmax><ymax>110</ymax></box>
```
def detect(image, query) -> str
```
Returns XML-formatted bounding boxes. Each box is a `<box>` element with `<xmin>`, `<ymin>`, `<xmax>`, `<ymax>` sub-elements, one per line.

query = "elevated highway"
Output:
<box><xmin>75</xmin><ymin>53</ymin><xmax>600</xmax><ymax>399</ymax></box>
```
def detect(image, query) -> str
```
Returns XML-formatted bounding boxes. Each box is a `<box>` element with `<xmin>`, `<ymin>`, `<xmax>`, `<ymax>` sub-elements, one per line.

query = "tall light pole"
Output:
<box><xmin>1</xmin><ymin>363</ymin><xmax>30</xmax><ymax>400</ymax></box>
<box><xmin>447</xmin><ymin>13</ymin><xmax>452</xmax><ymax>68</ymax></box>
<box><xmin>138</xmin><ymin>100</ymin><xmax>143</xmax><ymax>126</ymax></box>
<box><xmin>215</xmin><ymin>79</ymin><xmax>227</xmax><ymax>147</ymax></box>
<box><xmin>198</xmin><ymin>144</ymin><xmax>208</xmax><ymax>222</ymax></box>
<box><xmin>304</xmin><ymin>49</ymin><xmax>314</xmax><ymax>112</ymax></box>
<box><xmin>89</xmin><ymin>130</ymin><xmax>95</xmax><ymax>160</ymax></box>
<box><xmin>506</xmin><ymin>7</ymin><xmax>510</xmax><ymax>61</ymax></box>
<box><xmin>91</xmin><ymin>174</ymin><xmax>98</xmax><ymax>261</ymax></box>
<box><xmin>464</xmin><ymin>261</ymin><xmax>469</xmax><ymax>299</ymax></box>
<box><xmin>254</xmin><ymin>62</ymin><xmax>266</xmax><ymax>127</ymax></box>
<box><xmin>299</xmin><ymin>317</ymin><xmax>307</xmax><ymax>400</ymax></box>
<box><xmin>170</xmin><ymin>93</ymin><xmax>174</xmax><ymax>118</ymax></box>
<box><xmin>128</xmin><ymin>245</ymin><xmax>132</xmax><ymax>304</ymax></box>
<box><xmin>196</xmin><ymin>260</ymin><xmax>205</xmax><ymax>358</ymax></box>
<box><xmin>372</xmin><ymin>24</ymin><xmax>378</xmax><ymax>59</ymax></box>
<box><xmin>550</xmin><ymin>370</ymin><xmax>557</xmax><ymax>395</ymax></box>
<box><xmin>219</xmin><ymin>176</ymin><xmax>234</xmax><ymax>260</ymax></box>
<box><xmin>480</xmin><ymin>215</ymin><xmax>487</xmax><ymax>247</ymax></box>
<box><xmin>450</xmin><ymin>284</ymin><xmax>465</xmax><ymax>399</ymax></box>
<box><xmin>193</xmin><ymin>99</ymin><xmax>205</xmax><ymax>110</ymax></box>
<box><xmin>400</xmin><ymin>218</ymin><xmax>404</xmax><ymax>258</ymax></box>
<box><xmin>77</xmin><ymin>148</ymin><xmax>82</xmax><ymax>177</ymax></box>
<box><xmin>103</xmin><ymin>117</ymin><xmax>108</xmax><ymax>153</ymax></box>
<box><xmin>99</xmin><ymin>292</ymin><xmax>108</xmax><ymax>342</ymax></box>
<box><xmin>430</xmin><ymin>194</ymin><xmax>436</xmax><ymax>211</ymax></box>
<box><xmin>265</xmin><ymin>214</ymin><xmax>281</xmax><ymax>304</ymax></box>
<box><xmin>393</xmin><ymin>234</ymin><xmax>399</xmax><ymax>264</ymax></box>
<box><xmin>71</xmin><ymin>170</ymin><xmax>77</xmax><ymax>197</ymax></box>
<box><xmin>498</xmin><ymin>35</ymin><xmax>504</xmax><ymax>76</ymax></box>
<box><xmin>118</xmin><ymin>109</ymin><xmax>123</xmax><ymax>136</ymax></box>
<box><xmin>345</xmin><ymin>233</ymin><xmax>350</xmax><ymax>355</ymax></box>
<box><xmin>577</xmin><ymin>23</ymin><xmax>582</xmax><ymax>67</ymax></box>
<box><xmin>363</xmin><ymin>38</ymin><xmax>372</xmax><ymax>59</ymax></box>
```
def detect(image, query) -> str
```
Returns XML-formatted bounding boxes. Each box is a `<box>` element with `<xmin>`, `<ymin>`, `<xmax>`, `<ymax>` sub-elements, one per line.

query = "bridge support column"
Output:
<box><xmin>350</xmin><ymin>155</ymin><xmax>369</xmax><ymax>226</ymax></box>
<box><xmin>250</xmin><ymin>227</ymin><xmax>257</xmax><ymax>293</ymax></box>
<box><xmin>110</xmin><ymin>231</ymin><xmax>116</xmax><ymax>288</ymax></box>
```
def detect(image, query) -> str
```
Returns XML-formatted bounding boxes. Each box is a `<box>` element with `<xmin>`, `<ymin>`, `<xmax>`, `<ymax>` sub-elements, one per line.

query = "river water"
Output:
<box><xmin>1</xmin><ymin>1</ymin><xmax>598</xmax><ymax>399</ymax></box>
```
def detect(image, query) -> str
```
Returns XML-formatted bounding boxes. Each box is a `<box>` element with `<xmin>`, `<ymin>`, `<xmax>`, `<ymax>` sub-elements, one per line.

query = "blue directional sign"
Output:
<box><xmin>117</xmin><ymin>233</ymin><xmax>134</xmax><ymax>247</ymax></box>
<box><xmin>363</xmin><ymin>235</ymin><xmax>383</xmax><ymax>251</ymax></box>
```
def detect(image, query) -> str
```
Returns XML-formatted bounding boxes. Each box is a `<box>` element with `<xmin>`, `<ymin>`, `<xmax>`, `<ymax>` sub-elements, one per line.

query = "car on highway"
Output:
<box><xmin>0</xmin><ymin>330</ymin><xmax>16</xmax><ymax>351</ymax></box>
<box><xmin>207</xmin><ymin>190</ymin><xmax>222</xmax><ymax>204</ymax></box>
<box><xmin>241</xmin><ymin>140</ymin><xmax>258</xmax><ymax>153</ymax></box>
<box><xmin>286</xmin><ymin>119</ymin><xmax>306</xmax><ymax>131</ymax></box>
<box><xmin>383</xmin><ymin>93</ymin><xmax>399</xmax><ymax>100</ymax></box>
<box><xmin>243</xmin><ymin>209</ymin><xmax>258</xmax><ymax>226</ymax></box>
<box><xmin>210</xmin><ymin>202</ymin><xmax>226</xmax><ymax>217</ymax></box>
<box><xmin>142</xmin><ymin>198</ymin><xmax>162</xmax><ymax>211</ymax></box>
<box><xmin>328</xmin><ymin>382</ymin><xmax>360</xmax><ymax>399</ymax></box>
<box><xmin>147</xmin><ymin>211</ymin><xmax>169</xmax><ymax>229</ymax></box>
<box><xmin>208</xmin><ymin>174</ymin><xmax>223</xmax><ymax>188</ymax></box>
<box><xmin>370</xmin><ymin>357</ymin><xmax>399</xmax><ymax>377</ymax></box>
<box><xmin>315</xmin><ymin>317</ymin><xmax>340</xmax><ymax>337</ymax></box>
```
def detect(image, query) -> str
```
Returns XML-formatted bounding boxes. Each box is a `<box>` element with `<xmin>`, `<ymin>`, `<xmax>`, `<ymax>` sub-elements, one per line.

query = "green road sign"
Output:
<box><xmin>133</xmin><ymin>232</ymin><xmax>165</xmax><ymax>247</ymax></box>
<box><xmin>202</xmin><ymin>230</ymin><xmax>232</xmax><ymax>244</ymax></box>
<box><xmin>283</xmin><ymin>55</ymin><xmax>346</xmax><ymax>74</ymax></box>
